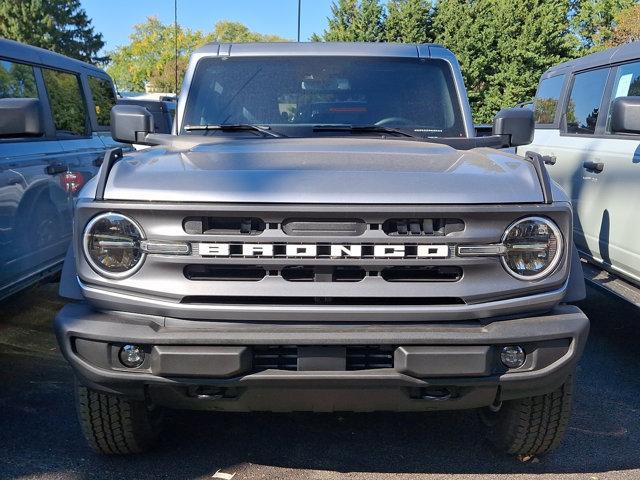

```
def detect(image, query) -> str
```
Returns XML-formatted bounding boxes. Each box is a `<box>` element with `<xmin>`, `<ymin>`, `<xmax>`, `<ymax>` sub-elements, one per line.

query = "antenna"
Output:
<box><xmin>174</xmin><ymin>0</ymin><xmax>178</xmax><ymax>94</ymax></box>
<box><xmin>297</xmin><ymin>0</ymin><xmax>301</xmax><ymax>42</ymax></box>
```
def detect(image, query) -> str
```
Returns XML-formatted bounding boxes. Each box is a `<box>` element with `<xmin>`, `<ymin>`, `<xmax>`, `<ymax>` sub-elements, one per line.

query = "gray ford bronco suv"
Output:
<box><xmin>54</xmin><ymin>42</ymin><xmax>589</xmax><ymax>456</ymax></box>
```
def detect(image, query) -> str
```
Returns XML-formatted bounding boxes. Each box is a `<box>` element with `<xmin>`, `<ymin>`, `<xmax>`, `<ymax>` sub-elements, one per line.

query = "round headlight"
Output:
<box><xmin>83</xmin><ymin>212</ymin><xmax>145</xmax><ymax>278</ymax></box>
<box><xmin>501</xmin><ymin>217</ymin><xmax>562</xmax><ymax>280</ymax></box>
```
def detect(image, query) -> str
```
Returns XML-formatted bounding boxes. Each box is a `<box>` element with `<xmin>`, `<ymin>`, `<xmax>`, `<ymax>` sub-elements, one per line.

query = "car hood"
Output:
<box><xmin>100</xmin><ymin>137</ymin><xmax>544</xmax><ymax>204</ymax></box>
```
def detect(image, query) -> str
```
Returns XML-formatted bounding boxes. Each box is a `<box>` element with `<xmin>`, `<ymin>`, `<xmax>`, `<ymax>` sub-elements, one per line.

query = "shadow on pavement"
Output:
<box><xmin>0</xmin><ymin>284</ymin><xmax>639</xmax><ymax>479</ymax></box>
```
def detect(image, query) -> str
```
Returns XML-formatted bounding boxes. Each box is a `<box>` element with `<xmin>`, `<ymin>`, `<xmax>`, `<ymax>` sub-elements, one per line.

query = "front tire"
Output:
<box><xmin>480</xmin><ymin>375</ymin><xmax>574</xmax><ymax>457</ymax></box>
<box><xmin>75</xmin><ymin>383</ymin><xmax>163</xmax><ymax>454</ymax></box>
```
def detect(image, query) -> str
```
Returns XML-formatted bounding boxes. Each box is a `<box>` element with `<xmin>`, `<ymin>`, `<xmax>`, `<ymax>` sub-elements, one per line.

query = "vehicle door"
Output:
<box><xmin>526</xmin><ymin>68</ymin><xmax>611</xmax><ymax>256</ymax></box>
<box><xmin>554</xmin><ymin>67</ymin><xmax>613</xmax><ymax>261</ymax></box>
<box><xmin>0</xmin><ymin>59</ymin><xmax>66</xmax><ymax>295</ymax></box>
<box><xmin>576</xmin><ymin>61</ymin><xmax>640</xmax><ymax>283</ymax></box>
<box><xmin>522</xmin><ymin>74</ymin><xmax>569</xmax><ymax>187</ymax></box>
<box><xmin>41</xmin><ymin>68</ymin><xmax>107</xmax><ymax>203</ymax></box>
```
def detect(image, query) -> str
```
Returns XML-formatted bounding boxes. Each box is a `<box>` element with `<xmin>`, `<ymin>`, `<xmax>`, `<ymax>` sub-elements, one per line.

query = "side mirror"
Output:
<box><xmin>493</xmin><ymin>108</ymin><xmax>534</xmax><ymax>147</ymax></box>
<box><xmin>611</xmin><ymin>96</ymin><xmax>640</xmax><ymax>134</ymax></box>
<box><xmin>0</xmin><ymin>98</ymin><xmax>43</xmax><ymax>137</ymax></box>
<box><xmin>110</xmin><ymin>104</ymin><xmax>154</xmax><ymax>143</ymax></box>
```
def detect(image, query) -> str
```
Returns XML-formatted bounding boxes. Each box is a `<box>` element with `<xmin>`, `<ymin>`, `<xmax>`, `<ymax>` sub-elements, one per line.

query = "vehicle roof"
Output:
<box><xmin>542</xmin><ymin>41</ymin><xmax>640</xmax><ymax>79</ymax></box>
<box><xmin>193</xmin><ymin>41</ymin><xmax>448</xmax><ymax>58</ymax></box>
<box><xmin>0</xmin><ymin>37</ymin><xmax>107</xmax><ymax>77</ymax></box>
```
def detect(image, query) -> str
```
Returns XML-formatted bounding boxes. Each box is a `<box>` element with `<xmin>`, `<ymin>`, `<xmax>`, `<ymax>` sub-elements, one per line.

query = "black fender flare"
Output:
<box><xmin>563</xmin><ymin>243</ymin><xmax>586</xmax><ymax>303</ymax></box>
<box><xmin>59</xmin><ymin>244</ymin><xmax>83</xmax><ymax>300</ymax></box>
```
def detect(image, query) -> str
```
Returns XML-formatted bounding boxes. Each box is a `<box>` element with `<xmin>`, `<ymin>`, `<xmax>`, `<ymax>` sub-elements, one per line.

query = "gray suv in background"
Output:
<box><xmin>54</xmin><ymin>42</ymin><xmax>589</xmax><ymax>457</ymax></box>
<box><xmin>0</xmin><ymin>38</ymin><xmax>121</xmax><ymax>300</ymax></box>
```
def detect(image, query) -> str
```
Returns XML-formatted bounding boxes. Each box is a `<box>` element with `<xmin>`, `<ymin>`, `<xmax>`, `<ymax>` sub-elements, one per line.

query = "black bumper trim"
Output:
<box><xmin>54</xmin><ymin>303</ymin><xmax>589</xmax><ymax>409</ymax></box>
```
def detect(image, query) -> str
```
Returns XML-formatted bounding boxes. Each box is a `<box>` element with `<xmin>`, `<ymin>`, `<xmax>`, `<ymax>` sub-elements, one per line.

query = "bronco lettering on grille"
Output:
<box><xmin>197</xmin><ymin>243</ymin><xmax>449</xmax><ymax>258</ymax></box>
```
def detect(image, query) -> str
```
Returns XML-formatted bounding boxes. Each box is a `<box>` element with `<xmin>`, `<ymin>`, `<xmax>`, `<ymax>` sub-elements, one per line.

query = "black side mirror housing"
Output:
<box><xmin>0</xmin><ymin>98</ymin><xmax>43</xmax><ymax>137</ymax></box>
<box><xmin>493</xmin><ymin>108</ymin><xmax>534</xmax><ymax>147</ymax></box>
<box><xmin>610</xmin><ymin>96</ymin><xmax>640</xmax><ymax>134</ymax></box>
<box><xmin>110</xmin><ymin>104</ymin><xmax>155</xmax><ymax>143</ymax></box>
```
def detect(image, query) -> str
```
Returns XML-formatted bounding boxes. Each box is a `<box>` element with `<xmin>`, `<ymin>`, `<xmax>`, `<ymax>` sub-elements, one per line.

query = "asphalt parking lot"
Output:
<box><xmin>1</xmin><ymin>282</ymin><xmax>639</xmax><ymax>480</ymax></box>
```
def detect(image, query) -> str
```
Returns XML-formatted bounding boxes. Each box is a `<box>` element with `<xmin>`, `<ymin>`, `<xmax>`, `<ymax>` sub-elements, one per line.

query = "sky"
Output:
<box><xmin>82</xmin><ymin>0</ymin><xmax>335</xmax><ymax>54</ymax></box>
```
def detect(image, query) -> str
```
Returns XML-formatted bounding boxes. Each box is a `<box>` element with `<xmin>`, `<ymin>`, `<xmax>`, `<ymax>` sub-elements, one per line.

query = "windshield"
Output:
<box><xmin>182</xmin><ymin>56</ymin><xmax>465</xmax><ymax>137</ymax></box>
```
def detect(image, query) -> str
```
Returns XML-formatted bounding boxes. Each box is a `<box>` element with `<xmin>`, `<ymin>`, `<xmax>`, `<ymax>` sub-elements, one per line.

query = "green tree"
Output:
<box><xmin>204</xmin><ymin>20</ymin><xmax>288</xmax><ymax>43</ymax></box>
<box><xmin>319</xmin><ymin>0</ymin><xmax>385</xmax><ymax>41</ymax></box>
<box><xmin>322</xmin><ymin>0</ymin><xmax>360</xmax><ymax>41</ymax></box>
<box><xmin>481</xmin><ymin>0</ymin><xmax>578</xmax><ymax>121</ymax></box>
<box><xmin>0</xmin><ymin>0</ymin><xmax>106</xmax><ymax>64</ymax></box>
<box><xmin>571</xmin><ymin>0</ymin><xmax>636</xmax><ymax>52</ymax></box>
<box><xmin>384</xmin><ymin>0</ymin><xmax>434</xmax><ymax>43</ymax></box>
<box><xmin>434</xmin><ymin>0</ymin><xmax>577</xmax><ymax>122</ymax></box>
<box><xmin>432</xmin><ymin>0</ymin><xmax>498</xmax><ymax>121</ymax></box>
<box><xmin>608</xmin><ymin>3</ymin><xmax>640</xmax><ymax>46</ymax></box>
<box><xmin>107</xmin><ymin>18</ymin><xmax>287</xmax><ymax>93</ymax></box>
<box><xmin>107</xmin><ymin>17</ymin><xmax>205</xmax><ymax>92</ymax></box>
<box><xmin>353</xmin><ymin>0</ymin><xmax>385</xmax><ymax>41</ymax></box>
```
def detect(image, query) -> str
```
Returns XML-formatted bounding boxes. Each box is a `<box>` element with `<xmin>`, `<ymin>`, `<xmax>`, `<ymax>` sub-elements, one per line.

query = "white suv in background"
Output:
<box><xmin>520</xmin><ymin>41</ymin><xmax>640</xmax><ymax>304</ymax></box>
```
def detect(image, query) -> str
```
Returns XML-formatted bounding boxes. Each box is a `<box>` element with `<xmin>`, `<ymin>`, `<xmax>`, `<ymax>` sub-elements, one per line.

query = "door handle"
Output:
<box><xmin>46</xmin><ymin>164</ymin><xmax>67</xmax><ymax>175</ymax></box>
<box><xmin>583</xmin><ymin>161</ymin><xmax>604</xmax><ymax>173</ymax></box>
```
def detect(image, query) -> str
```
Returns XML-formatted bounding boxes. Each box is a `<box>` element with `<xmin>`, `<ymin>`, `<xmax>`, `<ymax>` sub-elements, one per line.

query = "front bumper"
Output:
<box><xmin>54</xmin><ymin>303</ymin><xmax>588</xmax><ymax>412</ymax></box>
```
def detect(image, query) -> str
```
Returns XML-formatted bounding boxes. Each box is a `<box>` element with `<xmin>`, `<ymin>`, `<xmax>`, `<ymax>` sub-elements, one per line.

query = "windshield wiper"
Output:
<box><xmin>184</xmin><ymin>124</ymin><xmax>284</xmax><ymax>138</ymax></box>
<box><xmin>312</xmin><ymin>124</ymin><xmax>418</xmax><ymax>139</ymax></box>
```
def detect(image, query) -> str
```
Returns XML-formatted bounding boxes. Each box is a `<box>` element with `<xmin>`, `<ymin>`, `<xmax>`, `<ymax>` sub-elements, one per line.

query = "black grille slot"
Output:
<box><xmin>184</xmin><ymin>217</ymin><xmax>265</xmax><ymax>235</ymax></box>
<box><xmin>253</xmin><ymin>346</ymin><xmax>298</xmax><ymax>371</ymax></box>
<box><xmin>184</xmin><ymin>265</ymin><xmax>266</xmax><ymax>281</ymax></box>
<box><xmin>181</xmin><ymin>296</ymin><xmax>465</xmax><ymax>305</ymax></box>
<box><xmin>281</xmin><ymin>266</ymin><xmax>315</xmax><ymax>282</ymax></box>
<box><xmin>346</xmin><ymin>346</ymin><xmax>394</xmax><ymax>370</ymax></box>
<box><xmin>281</xmin><ymin>266</ymin><xmax>366</xmax><ymax>282</ymax></box>
<box><xmin>333</xmin><ymin>266</ymin><xmax>367</xmax><ymax>282</ymax></box>
<box><xmin>381</xmin><ymin>266</ymin><xmax>462</xmax><ymax>282</ymax></box>
<box><xmin>383</xmin><ymin>218</ymin><xmax>464</xmax><ymax>236</ymax></box>
<box><xmin>282</xmin><ymin>218</ymin><xmax>366</xmax><ymax>236</ymax></box>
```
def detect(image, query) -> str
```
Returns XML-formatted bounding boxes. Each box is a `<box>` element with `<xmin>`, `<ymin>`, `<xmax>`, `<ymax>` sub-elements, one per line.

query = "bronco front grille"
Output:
<box><xmin>75</xmin><ymin>203</ymin><xmax>572</xmax><ymax>321</ymax></box>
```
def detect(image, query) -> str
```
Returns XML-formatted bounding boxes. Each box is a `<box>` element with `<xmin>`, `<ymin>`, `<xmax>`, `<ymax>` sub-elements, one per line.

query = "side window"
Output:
<box><xmin>0</xmin><ymin>60</ymin><xmax>38</xmax><ymax>99</ymax></box>
<box><xmin>534</xmin><ymin>75</ymin><xmax>565</xmax><ymax>125</ymax></box>
<box><xmin>606</xmin><ymin>61</ymin><xmax>640</xmax><ymax>133</ymax></box>
<box><xmin>88</xmin><ymin>76</ymin><xmax>117</xmax><ymax>127</ymax></box>
<box><xmin>565</xmin><ymin>68</ymin><xmax>609</xmax><ymax>135</ymax></box>
<box><xmin>42</xmin><ymin>68</ymin><xmax>88</xmax><ymax>136</ymax></box>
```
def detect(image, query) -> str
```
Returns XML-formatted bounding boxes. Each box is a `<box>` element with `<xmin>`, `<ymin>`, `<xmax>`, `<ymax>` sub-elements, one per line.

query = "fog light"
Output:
<box><xmin>500</xmin><ymin>345</ymin><xmax>526</xmax><ymax>368</ymax></box>
<box><xmin>119</xmin><ymin>344</ymin><xmax>145</xmax><ymax>368</ymax></box>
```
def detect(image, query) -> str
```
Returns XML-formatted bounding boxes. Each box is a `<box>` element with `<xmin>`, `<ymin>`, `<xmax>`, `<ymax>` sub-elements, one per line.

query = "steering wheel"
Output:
<box><xmin>375</xmin><ymin>117</ymin><xmax>413</xmax><ymax>126</ymax></box>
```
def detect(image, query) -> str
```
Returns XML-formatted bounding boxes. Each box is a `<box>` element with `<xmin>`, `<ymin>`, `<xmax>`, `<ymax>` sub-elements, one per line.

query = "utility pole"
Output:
<box><xmin>297</xmin><ymin>0</ymin><xmax>301</xmax><ymax>42</ymax></box>
<box><xmin>174</xmin><ymin>0</ymin><xmax>178</xmax><ymax>94</ymax></box>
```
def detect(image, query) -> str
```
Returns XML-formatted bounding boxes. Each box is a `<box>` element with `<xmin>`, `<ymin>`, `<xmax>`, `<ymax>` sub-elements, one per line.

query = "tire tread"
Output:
<box><xmin>482</xmin><ymin>376</ymin><xmax>574</xmax><ymax>456</ymax></box>
<box><xmin>75</xmin><ymin>384</ymin><xmax>160</xmax><ymax>454</ymax></box>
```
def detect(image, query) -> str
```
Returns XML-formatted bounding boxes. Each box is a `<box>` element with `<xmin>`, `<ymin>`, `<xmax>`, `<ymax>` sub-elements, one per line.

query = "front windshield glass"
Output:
<box><xmin>182</xmin><ymin>56</ymin><xmax>465</xmax><ymax>137</ymax></box>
